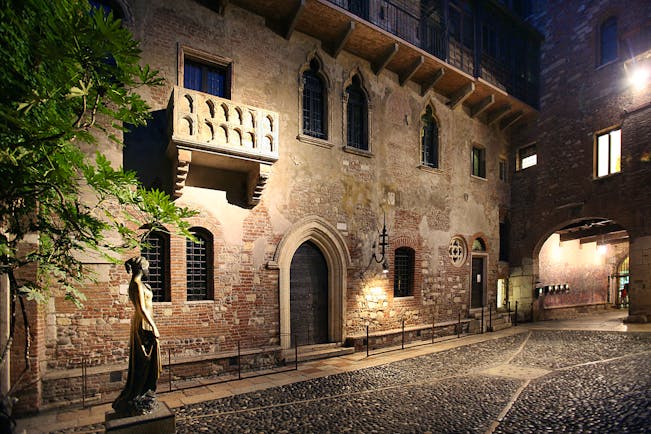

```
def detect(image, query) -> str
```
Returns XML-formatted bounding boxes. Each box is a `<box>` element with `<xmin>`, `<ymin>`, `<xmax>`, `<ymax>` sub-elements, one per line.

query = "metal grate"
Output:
<box><xmin>346</xmin><ymin>76</ymin><xmax>368</xmax><ymax>150</ymax></box>
<box><xmin>421</xmin><ymin>106</ymin><xmax>438</xmax><ymax>168</ymax></box>
<box><xmin>142</xmin><ymin>232</ymin><xmax>167</xmax><ymax>302</ymax></box>
<box><xmin>302</xmin><ymin>67</ymin><xmax>326</xmax><ymax>139</ymax></box>
<box><xmin>187</xmin><ymin>230</ymin><xmax>210</xmax><ymax>301</ymax></box>
<box><xmin>394</xmin><ymin>247</ymin><xmax>414</xmax><ymax>297</ymax></box>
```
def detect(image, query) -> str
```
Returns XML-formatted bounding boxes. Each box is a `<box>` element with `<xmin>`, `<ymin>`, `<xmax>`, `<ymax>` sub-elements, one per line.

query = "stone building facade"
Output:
<box><xmin>5</xmin><ymin>0</ymin><xmax>650</xmax><ymax>413</ymax></box>
<box><xmin>508</xmin><ymin>0</ymin><xmax>651</xmax><ymax>321</ymax></box>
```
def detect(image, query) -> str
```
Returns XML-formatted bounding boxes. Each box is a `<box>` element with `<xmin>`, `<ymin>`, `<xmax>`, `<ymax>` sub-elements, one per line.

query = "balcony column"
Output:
<box><xmin>473</xmin><ymin>1</ymin><xmax>482</xmax><ymax>78</ymax></box>
<box><xmin>442</xmin><ymin>0</ymin><xmax>450</xmax><ymax>62</ymax></box>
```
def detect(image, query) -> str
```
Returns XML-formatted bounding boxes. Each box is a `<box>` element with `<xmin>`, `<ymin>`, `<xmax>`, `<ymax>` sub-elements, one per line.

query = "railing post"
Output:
<box><xmin>401</xmin><ymin>320</ymin><xmax>405</xmax><ymax>349</ymax></box>
<box><xmin>366</xmin><ymin>325</ymin><xmax>369</xmax><ymax>358</ymax></box>
<box><xmin>168</xmin><ymin>348</ymin><xmax>172</xmax><ymax>392</ymax></box>
<box><xmin>81</xmin><ymin>356</ymin><xmax>86</xmax><ymax>409</ymax></box>
<box><xmin>431</xmin><ymin>314</ymin><xmax>435</xmax><ymax>344</ymax></box>
<box><xmin>457</xmin><ymin>312</ymin><xmax>461</xmax><ymax>338</ymax></box>
<box><xmin>514</xmin><ymin>301</ymin><xmax>518</xmax><ymax>327</ymax></box>
<box><xmin>488</xmin><ymin>303</ymin><xmax>493</xmax><ymax>332</ymax></box>
<box><xmin>237</xmin><ymin>341</ymin><xmax>242</xmax><ymax>380</ymax></box>
<box><xmin>481</xmin><ymin>305</ymin><xmax>484</xmax><ymax>334</ymax></box>
<box><xmin>294</xmin><ymin>334</ymin><xmax>298</xmax><ymax>371</ymax></box>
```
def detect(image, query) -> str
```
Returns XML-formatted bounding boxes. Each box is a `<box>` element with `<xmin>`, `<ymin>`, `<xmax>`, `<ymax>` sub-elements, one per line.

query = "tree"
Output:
<box><xmin>0</xmin><ymin>0</ymin><xmax>196</xmax><ymax>419</ymax></box>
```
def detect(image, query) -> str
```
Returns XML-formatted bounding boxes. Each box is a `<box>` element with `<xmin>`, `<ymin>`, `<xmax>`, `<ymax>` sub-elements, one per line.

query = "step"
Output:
<box><xmin>283</xmin><ymin>343</ymin><xmax>354</xmax><ymax>363</ymax></box>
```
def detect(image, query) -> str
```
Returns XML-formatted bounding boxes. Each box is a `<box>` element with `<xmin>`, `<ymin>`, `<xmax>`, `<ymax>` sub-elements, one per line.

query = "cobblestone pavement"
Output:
<box><xmin>52</xmin><ymin>330</ymin><xmax>651</xmax><ymax>433</ymax></box>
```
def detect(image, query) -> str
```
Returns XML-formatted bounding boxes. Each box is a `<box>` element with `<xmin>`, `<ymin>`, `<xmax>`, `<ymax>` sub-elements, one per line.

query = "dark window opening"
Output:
<box><xmin>346</xmin><ymin>75</ymin><xmax>368</xmax><ymax>151</ymax></box>
<box><xmin>421</xmin><ymin>106</ymin><xmax>439</xmax><ymax>168</ymax></box>
<box><xmin>499</xmin><ymin>222</ymin><xmax>509</xmax><ymax>262</ymax></box>
<box><xmin>141</xmin><ymin>231</ymin><xmax>169</xmax><ymax>302</ymax></box>
<box><xmin>187</xmin><ymin>228</ymin><xmax>213</xmax><ymax>301</ymax></box>
<box><xmin>599</xmin><ymin>16</ymin><xmax>617</xmax><ymax>65</ymax></box>
<box><xmin>302</xmin><ymin>59</ymin><xmax>327</xmax><ymax>139</ymax></box>
<box><xmin>394</xmin><ymin>247</ymin><xmax>415</xmax><ymax>298</ymax></box>
<box><xmin>184</xmin><ymin>59</ymin><xmax>231</xmax><ymax>99</ymax></box>
<box><xmin>472</xmin><ymin>146</ymin><xmax>486</xmax><ymax>178</ymax></box>
<box><xmin>499</xmin><ymin>159</ymin><xmax>507</xmax><ymax>181</ymax></box>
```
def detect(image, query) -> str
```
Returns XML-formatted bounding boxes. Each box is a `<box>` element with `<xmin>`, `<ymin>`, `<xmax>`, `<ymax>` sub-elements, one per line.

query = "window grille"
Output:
<box><xmin>141</xmin><ymin>232</ymin><xmax>168</xmax><ymax>302</ymax></box>
<box><xmin>187</xmin><ymin>229</ymin><xmax>211</xmax><ymax>301</ymax></box>
<box><xmin>421</xmin><ymin>106</ymin><xmax>439</xmax><ymax>168</ymax></box>
<box><xmin>394</xmin><ymin>247</ymin><xmax>414</xmax><ymax>297</ymax></box>
<box><xmin>302</xmin><ymin>60</ymin><xmax>326</xmax><ymax>139</ymax></box>
<box><xmin>346</xmin><ymin>76</ymin><xmax>368</xmax><ymax>150</ymax></box>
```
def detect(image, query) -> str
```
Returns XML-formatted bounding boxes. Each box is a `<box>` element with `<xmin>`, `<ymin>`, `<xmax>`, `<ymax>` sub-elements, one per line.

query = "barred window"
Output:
<box><xmin>302</xmin><ymin>59</ymin><xmax>327</xmax><ymax>139</ymax></box>
<box><xmin>346</xmin><ymin>75</ymin><xmax>368</xmax><ymax>151</ymax></box>
<box><xmin>141</xmin><ymin>231</ymin><xmax>169</xmax><ymax>302</ymax></box>
<box><xmin>394</xmin><ymin>247</ymin><xmax>415</xmax><ymax>298</ymax></box>
<box><xmin>421</xmin><ymin>106</ymin><xmax>439</xmax><ymax>168</ymax></box>
<box><xmin>187</xmin><ymin>228</ymin><xmax>213</xmax><ymax>301</ymax></box>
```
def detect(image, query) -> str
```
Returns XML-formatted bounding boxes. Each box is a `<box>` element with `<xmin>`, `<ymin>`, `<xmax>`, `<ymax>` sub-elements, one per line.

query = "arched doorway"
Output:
<box><xmin>290</xmin><ymin>241</ymin><xmax>329</xmax><ymax>345</ymax></box>
<box><xmin>271</xmin><ymin>216</ymin><xmax>351</xmax><ymax>349</ymax></box>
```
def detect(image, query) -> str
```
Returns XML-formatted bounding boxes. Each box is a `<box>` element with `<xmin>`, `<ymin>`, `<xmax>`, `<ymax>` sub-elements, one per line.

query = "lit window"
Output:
<box><xmin>518</xmin><ymin>144</ymin><xmax>537</xmax><ymax>170</ymax></box>
<box><xmin>596</xmin><ymin>128</ymin><xmax>621</xmax><ymax>177</ymax></box>
<box><xmin>472</xmin><ymin>146</ymin><xmax>486</xmax><ymax>178</ymax></box>
<box><xmin>421</xmin><ymin>106</ymin><xmax>439</xmax><ymax>168</ymax></box>
<box><xmin>394</xmin><ymin>247</ymin><xmax>414</xmax><ymax>297</ymax></box>
<box><xmin>599</xmin><ymin>16</ymin><xmax>617</xmax><ymax>66</ymax></box>
<box><xmin>187</xmin><ymin>228</ymin><xmax>213</xmax><ymax>301</ymax></box>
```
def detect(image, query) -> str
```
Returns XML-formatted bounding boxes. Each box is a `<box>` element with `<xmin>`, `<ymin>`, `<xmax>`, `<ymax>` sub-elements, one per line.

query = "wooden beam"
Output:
<box><xmin>329</xmin><ymin>21</ymin><xmax>355</xmax><ymax>58</ymax></box>
<box><xmin>559</xmin><ymin>224</ymin><xmax>625</xmax><ymax>242</ymax></box>
<box><xmin>500</xmin><ymin>110</ymin><xmax>523</xmax><ymax>130</ymax></box>
<box><xmin>487</xmin><ymin>105</ymin><xmax>511</xmax><ymax>125</ymax></box>
<box><xmin>284</xmin><ymin>0</ymin><xmax>305</xmax><ymax>40</ymax></box>
<box><xmin>420</xmin><ymin>68</ymin><xmax>445</xmax><ymax>96</ymax></box>
<box><xmin>446</xmin><ymin>82</ymin><xmax>475</xmax><ymax>110</ymax></box>
<box><xmin>579</xmin><ymin>231</ymin><xmax>629</xmax><ymax>245</ymax></box>
<box><xmin>399</xmin><ymin>56</ymin><xmax>425</xmax><ymax>86</ymax></box>
<box><xmin>470</xmin><ymin>95</ymin><xmax>495</xmax><ymax>118</ymax></box>
<box><xmin>373</xmin><ymin>43</ymin><xmax>399</xmax><ymax>75</ymax></box>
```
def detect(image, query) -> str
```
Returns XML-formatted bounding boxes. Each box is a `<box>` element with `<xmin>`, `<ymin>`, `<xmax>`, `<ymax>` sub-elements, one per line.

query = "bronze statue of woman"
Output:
<box><xmin>112</xmin><ymin>257</ymin><xmax>162</xmax><ymax>416</ymax></box>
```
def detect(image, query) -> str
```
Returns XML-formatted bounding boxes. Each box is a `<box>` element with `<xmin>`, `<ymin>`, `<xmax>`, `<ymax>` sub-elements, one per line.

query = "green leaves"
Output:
<box><xmin>0</xmin><ymin>0</ymin><xmax>196</xmax><ymax>308</ymax></box>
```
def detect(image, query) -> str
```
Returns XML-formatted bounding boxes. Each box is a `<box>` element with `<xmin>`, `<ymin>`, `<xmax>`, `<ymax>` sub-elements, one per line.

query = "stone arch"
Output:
<box><xmin>272</xmin><ymin>216</ymin><xmax>351</xmax><ymax>349</ymax></box>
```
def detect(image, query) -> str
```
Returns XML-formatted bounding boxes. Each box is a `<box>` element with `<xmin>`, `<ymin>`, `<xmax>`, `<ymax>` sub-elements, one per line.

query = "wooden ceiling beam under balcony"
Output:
<box><xmin>373</xmin><ymin>43</ymin><xmax>399</xmax><ymax>76</ymax></box>
<box><xmin>470</xmin><ymin>95</ymin><xmax>495</xmax><ymax>118</ymax></box>
<box><xmin>283</xmin><ymin>0</ymin><xmax>305</xmax><ymax>40</ymax></box>
<box><xmin>420</xmin><ymin>68</ymin><xmax>445</xmax><ymax>96</ymax></box>
<box><xmin>447</xmin><ymin>82</ymin><xmax>476</xmax><ymax>110</ymax></box>
<box><xmin>399</xmin><ymin>55</ymin><xmax>425</xmax><ymax>86</ymax></box>
<box><xmin>487</xmin><ymin>104</ymin><xmax>512</xmax><ymax>126</ymax></box>
<box><xmin>328</xmin><ymin>20</ymin><xmax>355</xmax><ymax>59</ymax></box>
<box><xmin>500</xmin><ymin>110</ymin><xmax>523</xmax><ymax>131</ymax></box>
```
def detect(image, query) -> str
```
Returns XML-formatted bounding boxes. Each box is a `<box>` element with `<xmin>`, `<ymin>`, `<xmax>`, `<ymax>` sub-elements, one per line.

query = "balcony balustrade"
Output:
<box><xmin>167</xmin><ymin>86</ymin><xmax>279</xmax><ymax>204</ymax></box>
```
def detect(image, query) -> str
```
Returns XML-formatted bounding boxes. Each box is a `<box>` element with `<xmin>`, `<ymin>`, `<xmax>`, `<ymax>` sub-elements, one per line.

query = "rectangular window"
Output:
<box><xmin>518</xmin><ymin>144</ymin><xmax>537</xmax><ymax>170</ymax></box>
<box><xmin>472</xmin><ymin>146</ymin><xmax>486</xmax><ymax>178</ymax></box>
<box><xmin>596</xmin><ymin>128</ymin><xmax>621</xmax><ymax>177</ymax></box>
<box><xmin>394</xmin><ymin>247</ymin><xmax>415</xmax><ymax>298</ymax></box>
<box><xmin>184</xmin><ymin>59</ymin><xmax>230</xmax><ymax>98</ymax></box>
<box><xmin>499</xmin><ymin>158</ymin><xmax>507</xmax><ymax>181</ymax></box>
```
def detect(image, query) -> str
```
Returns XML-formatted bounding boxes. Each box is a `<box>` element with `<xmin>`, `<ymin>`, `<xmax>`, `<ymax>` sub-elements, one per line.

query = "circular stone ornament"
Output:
<box><xmin>448</xmin><ymin>236</ymin><xmax>467</xmax><ymax>267</ymax></box>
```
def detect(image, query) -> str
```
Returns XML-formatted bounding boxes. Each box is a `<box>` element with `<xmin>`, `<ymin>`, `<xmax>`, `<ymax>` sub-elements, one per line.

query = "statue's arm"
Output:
<box><xmin>136</xmin><ymin>283</ymin><xmax>160</xmax><ymax>338</ymax></box>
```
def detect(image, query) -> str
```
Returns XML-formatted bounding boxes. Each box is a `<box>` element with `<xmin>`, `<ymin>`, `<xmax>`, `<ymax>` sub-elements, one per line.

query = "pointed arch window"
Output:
<box><xmin>346</xmin><ymin>75</ymin><xmax>368</xmax><ymax>151</ymax></box>
<box><xmin>302</xmin><ymin>58</ymin><xmax>327</xmax><ymax>139</ymax></box>
<box><xmin>421</xmin><ymin>106</ymin><xmax>439</xmax><ymax>168</ymax></box>
<box><xmin>187</xmin><ymin>227</ymin><xmax>213</xmax><ymax>301</ymax></box>
<box><xmin>141</xmin><ymin>231</ymin><xmax>170</xmax><ymax>302</ymax></box>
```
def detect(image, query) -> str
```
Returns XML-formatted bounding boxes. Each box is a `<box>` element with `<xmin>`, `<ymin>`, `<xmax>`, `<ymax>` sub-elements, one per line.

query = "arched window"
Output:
<box><xmin>394</xmin><ymin>247</ymin><xmax>415</xmax><ymax>297</ymax></box>
<box><xmin>599</xmin><ymin>16</ymin><xmax>617</xmax><ymax>65</ymax></box>
<box><xmin>141</xmin><ymin>231</ymin><xmax>170</xmax><ymax>302</ymax></box>
<box><xmin>421</xmin><ymin>106</ymin><xmax>439</xmax><ymax>168</ymax></box>
<box><xmin>472</xmin><ymin>237</ymin><xmax>487</xmax><ymax>252</ymax></box>
<box><xmin>346</xmin><ymin>75</ymin><xmax>368</xmax><ymax>151</ymax></box>
<box><xmin>89</xmin><ymin>0</ymin><xmax>125</xmax><ymax>20</ymax></box>
<box><xmin>187</xmin><ymin>227</ymin><xmax>213</xmax><ymax>301</ymax></box>
<box><xmin>302</xmin><ymin>58</ymin><xmax>327</xmax><ymax>139</ymax></box>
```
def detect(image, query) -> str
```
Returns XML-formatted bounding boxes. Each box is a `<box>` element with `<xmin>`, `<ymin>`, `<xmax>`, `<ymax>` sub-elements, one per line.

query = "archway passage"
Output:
<box><xmin>290</xmin><ymin>241</ymin><xmax>329</xmax><ymax>346</ymax></box>
<box><xmin>535</xmin><ymin>218</ymin><xmax>629</xmax><ymax>318</ymax></box>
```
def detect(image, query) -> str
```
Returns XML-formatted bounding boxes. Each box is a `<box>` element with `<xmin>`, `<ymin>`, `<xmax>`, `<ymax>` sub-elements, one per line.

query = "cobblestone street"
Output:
<box><xmin>21</xmin><ymin>314</ymin><xmax>650</xmax><ymax>434</ymax></box>
<box><xmin>170</xmin><ymin>330</ymin><xmax>650</xmax><ymax>433</ymax></box>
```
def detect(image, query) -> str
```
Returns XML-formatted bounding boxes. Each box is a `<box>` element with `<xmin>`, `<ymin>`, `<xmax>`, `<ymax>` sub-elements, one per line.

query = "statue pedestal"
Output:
<box><xmin>105</xmin><ymin>402</ymin><xmax>175</xmax><ymax>433</ymax></box>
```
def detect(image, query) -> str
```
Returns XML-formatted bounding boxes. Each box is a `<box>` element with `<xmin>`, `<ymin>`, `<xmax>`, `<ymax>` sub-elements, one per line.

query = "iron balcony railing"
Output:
<box><xmin>325</xmin><ymin>0</ymin><xmax>539</xmax><ymax>108</ymax></box>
